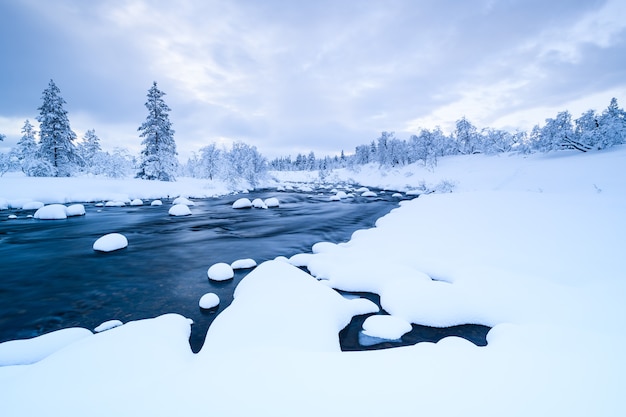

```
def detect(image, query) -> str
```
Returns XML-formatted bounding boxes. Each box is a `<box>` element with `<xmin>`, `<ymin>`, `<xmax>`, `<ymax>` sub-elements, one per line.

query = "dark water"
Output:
<box><xmin>0</xmin><ymin>189</ymin><xmax>408</xmax><ymax>351</ymax></box>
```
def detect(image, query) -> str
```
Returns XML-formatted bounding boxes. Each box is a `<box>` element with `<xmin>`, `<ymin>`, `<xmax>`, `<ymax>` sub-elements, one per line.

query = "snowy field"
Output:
<box><xmin>1</xmin><ymin>147</ymin><xmax>625</xmax><ymax>416</ymax></box>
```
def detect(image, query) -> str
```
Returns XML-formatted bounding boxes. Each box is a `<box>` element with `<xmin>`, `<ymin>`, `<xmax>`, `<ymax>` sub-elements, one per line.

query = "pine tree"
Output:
<box><xmin>137</xmin><ymin>81</ymin><xmax>178</xmax><ymax>181</ymax></box>
<box><xmin>14</xmin><ymin>120</ymin><xmax>39</xmax><ymax>174</ymax></box>
<box><xmin>36</xmin><ymin>79</ymin><xmax>79</xmax><ymax>176</ymax></box>
<box><xmin>78</xmin><ymin>129</ymin><xmax>102</xmax><ymax>169</ymax></box>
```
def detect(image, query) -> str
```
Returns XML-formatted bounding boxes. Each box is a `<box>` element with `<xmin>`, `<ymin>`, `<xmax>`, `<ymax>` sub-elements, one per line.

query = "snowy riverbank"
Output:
<box><xmin>1</xmin><ymin>147</ymin><xmax>625</xmax><ymax>416</ymax></box>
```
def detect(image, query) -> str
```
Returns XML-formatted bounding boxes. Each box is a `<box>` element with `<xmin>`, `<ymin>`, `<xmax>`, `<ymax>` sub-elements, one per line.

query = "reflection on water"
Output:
<box><xmin>0</xmin><ymin>189</ymin><xmax>403</xmax><ymax>352</ymax></box>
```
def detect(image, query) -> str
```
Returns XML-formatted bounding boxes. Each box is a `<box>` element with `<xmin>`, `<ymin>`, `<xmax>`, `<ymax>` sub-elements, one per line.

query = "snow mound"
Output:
<box><xmin>150</xmin><ymin>199</ymin><xmax>163</xmax><ymax>206</ymax></box>
<box><xmin>265</xmin><ymin>197</ymin><xmax>280</xmax><ymax>207</ymax></box>
<box><xmin>172</xmin><ymin>197</ymin><xmax>195</xmax><ymax>206</ymax></box>
<box><xmin>207</xmin><ymin>262</ymin><xmax>234</xmax><ymax>281</ymax></box>
<box><xmin>336</xmin><ymin>191</ymin><xmax>348</xmax><ymax>199</ymax></box>
<box><xmin>93</xmin><ymin>233</ymin><xmax>128</xmax><ymax>252</ymax></box>
<box><xmin>130</xmin><ymin>199</ymin><xmax>143</xmax><ymax>206</ymax></box>
<box><xmin>202</xmin><ymin>260</ymin><xmax>380</xmax><ymax>353</ymax></box>
<box><xmin>392</xmin><ymin>192</ymin><xmax>403</xmax><ymax>198</ymax></box>
<box><xmin>7</xmin><ymin>214</ymin><xmax>17</xmax><ymax>219</ymax></box>
<box><xmin>199</xmin><ymin>293</ymin><xmax>220</xmax><ymax>309</ymax></box>
<box><xmin>252</xmin><ymin>198</ymin><xmax>268</xmax><ymax>209</ymax></box>
<box><xmin>34</xmin><ymin>204</ymin><xmax>67</xmax><ymax>220</ymax></box>
<box><xmin>22</xmin><ymin>201</ymin><xmax>44</xmax><ymax>210</ymax></box>
<box><xmin>232</xmin><ymin>198</ymin><xmax>252</xmax><ymax>209</ymax></box>
<box><xmin>329</xmin><ymin>195</ymin><xmax>341</xmax><ymax>201</ymax></box>
<box><xmin>355</xmin><ymin>187</ymin><xmax>369</xmax><ymax>193</ymax></box>
<box><xmin>361</xmin><ymin>191</ymin><xmax>377</xmax><ymax>197</ymax></box>
<box><xmin>0</xmin><ymin>327</ymin><xmax>92</xmax><ymax>366</ymax></box>
<box><xmin>362</xmin><ymin>315</ymin><xmax>413</xmax><ymax>340</ymax></box>
<box><xmin>312</xmin><ymin>241</ymin><xmax>339</xmax><ymax>254</ymax></box>
<box><xmin>105</xmin><ymin>201</ymin><xmax>126</xmax><ymax>207</ymax></box>
<box><xmin>169</xmin><ymin>204</ymin><xmax>192</xmax><ymax>216</ymax></box>
<box><xmin>231</xmin><ymin>258</ymin><xmax>257</xmax><ymax>269</ymax></box>
<box><xmin>66</xmin><ymin>204</ymin><xmax>85</xmax><ymax>217</ymax></box>
<box><xmin>94</xmin><ymin>320</ymin><xmax>124</xmax><ymax>333</ymax></box>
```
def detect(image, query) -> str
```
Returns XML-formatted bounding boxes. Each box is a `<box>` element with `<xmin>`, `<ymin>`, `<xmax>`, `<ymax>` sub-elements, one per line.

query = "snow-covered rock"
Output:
<box><xmin>355</xmin><ymin>187</ymin><xmax>369</xmax><ymax>193</ymax></box>
<box><xmin>22</xmin><ymin>201</ymin><xmax>45</xmax><ymax>210</ymax></box>
<box><xmin>94</xmin><ymin>320</ymin><xmax>124</xmax><ymax>333</ymax></box>
<box><xmin>169</xmin><ymin>204</ymin><xmax>192</xmax><ymax>216</ymax></box>
<box><xmin>361</xmin><ymin>315</ymin><xmax>413</xmax><ymax>340</ymax></box>
<box><xmin>105</xmin><ymin>201</ymin><xmax>126</xmax><ymax>207</ymax></box>
<box><xmin>150</xmin><ymin>199</ymin><xmax>163</xmax><ymax>206</ymax></box>
<box><xmin>130</xmin><ymin>199</ymin><xmax>144</xmax><ymax>206</ymax></box>
<box><xmin>34</xmin><ymin>204</ymin><xmax>68</xmax><ymax>220</ymax></box>
<box><xmin>329</xmin><ymin>195</ymin><xmax>341</xmax><ymax>201</ymax></box>
<box><xmin>7</xmin><ymin>214</ymin><xmax>17</xmax><ymax>219</ymax></box>
<box><xmin>392</xmin><ymin>192</ymin><xmax>403</xmax><ymax>198</ymax></box>
<box><xmin>361</xmin><ymin>191</ymin><xmax>377</xmax><ymax>197</ymax></box>
<box><xmin>312</xmin><ymin>241</ymin><xmax>339</xmax><ymax>254</ymax></box>
<box><xmin>0</xmin><ymin>327</ymin><xmax>92</xmax><ymax>366</ymax></box>
<box><xmin>93</xmin><ymin>233</ymin><xmax>128</xmax><ymax>252</ymax></box>
<box><xmin>231</xmin><ymin>258</ymin><xmax>257</xmax><ymax>269</ymax></box>
<box><xmin>265</xmin><ymin>197</ymin><xmax>280</xmax><ymax>207</ymax></box>
<box><xmin>207</xmin><ymin>262</ymin><xmax>234</xmax><ymax>281</ymax></box>
<box><xmin>65</xmin><ymin>204</ymin><xmax>85</xmax><ymax>217</ymax></box>
<box><xmin>172</xmin><ymin>197</ymin><xmax>195</xmax><ymax>206</ymax></box>
<box><xmin>232</xmin><ymin>198</ymin><xmax>252</xmax><ymax>209</ymax></box>
<box><xmin>199</xmin><ymin>293</ymin><xmax>220</xmax><ymax>309</ymax></box>
<box><xmin>252</xmin><ymin>198</ymin><xmax>268</xmax><ymax>209</ymax></box>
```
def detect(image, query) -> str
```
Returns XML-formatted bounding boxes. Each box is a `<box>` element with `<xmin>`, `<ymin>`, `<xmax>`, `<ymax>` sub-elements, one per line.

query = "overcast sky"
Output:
<box><xmin>1</xmin><ymin>0</ymin><xmax>625</xmax><ymax>160</ymax></box>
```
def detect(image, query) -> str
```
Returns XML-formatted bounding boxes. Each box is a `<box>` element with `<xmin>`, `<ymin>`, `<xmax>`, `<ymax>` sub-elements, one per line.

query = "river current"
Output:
<box><xmin>1</xmin><ymin>189</ymin><xmax>410</xmax><ymax>351</ymax></box>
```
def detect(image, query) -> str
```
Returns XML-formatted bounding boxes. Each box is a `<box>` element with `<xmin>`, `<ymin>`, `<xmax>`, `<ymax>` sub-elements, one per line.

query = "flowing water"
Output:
<box><xmin>0</xmin><ymin>189</ymin><xmax>409</xmax><ymax>351</ymax></box>
<box><xmin>1</xmin><ymin>188</ymin><xmax>489</xmax><ymax>353</ymax></box>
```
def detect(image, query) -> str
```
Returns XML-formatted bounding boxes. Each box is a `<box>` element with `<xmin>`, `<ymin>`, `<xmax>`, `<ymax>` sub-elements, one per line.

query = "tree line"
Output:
<box><xmin>1</xmin><ymin>79</ymin><xmax>625</xmax><ymax>184</ymax></box>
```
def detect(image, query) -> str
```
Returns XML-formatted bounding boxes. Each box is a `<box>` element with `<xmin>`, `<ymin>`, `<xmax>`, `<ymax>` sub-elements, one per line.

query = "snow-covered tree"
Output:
<box><xmin>598</xmin><ymin>97</ymin><xmax>626</xmax><ymax>149</ymax></box>
<box><xmin>78</xmin><ymin>129</ymin><xmax>101</xmax><ymax>169</ymax></box>
<box><xmin>199</xmin><ymin>143</ymin><xmax>222</xmax><ymax>180</ymax></box>
<box><xmin>454</xmin><ymin>117</ymin><xmax>480</xmax><ymax>154</ymax></box>
<box><xmin>12</xmin><ymin>120</ymin><xmax>39</xmax><ymax>174</ymax></box>
<box><xmin>36</xmin><ymin>79</ymin><xmax>79</xmax><ymax>176</ymax></box>
<box><xmin>137</xmin><ymin>82</ymin><xmax>178</xmax><ymax>181</ymax></box>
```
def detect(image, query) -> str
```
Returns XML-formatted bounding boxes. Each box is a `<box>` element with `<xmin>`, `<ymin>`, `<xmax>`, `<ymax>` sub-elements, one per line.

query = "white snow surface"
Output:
<box><xmin>1</xmin><ymin>147</ymin><xmax>625</xmax><ymax>416</ymax></box>
<box><xmin>93</xmin><ymin>233</ymin><xmax>128</xmax><ymax>252</ymax></box>
<box><xmin>33</xmin><ymin>204</ymin><xmax>68</xmax><ymax>220</ymax></box>
<box><xmin>362</xmin><ymin>315</ymin><xmax>413</xmax><ymax>339</ymax></box>
<box><xmin>65</xmin><ymin>204</ymin><xmax>85</xmax><ymax>217</ymax></box>
<box><xmin>264</xmin><ymin>197</ymin><xmax>280</xmax><ymax>207</ymax></box>
<box><xmin>130</xmin><ymin>198</ymin><xmax>143</xmax><ymax>206</ymax></box>
<box><xmin>150</xmin><ymin>199</ymin><xmax>163</xmax><ymax>206</ymax></box>
<box><xmin>207</xmin><ymin>262</ymin><xmax>234</xmax><ymax>281</ymax></box>
<box><xmin>0</xmin><ymin>327</ymin><xmax>92</xmax><ymax>366</ymax></box>
<box><xmin>168</xmin><ymin>204</ymin><xmax>192</xmax><ymax>216</ymax></box>
<box><xmin>94</xmin><ymin>320</ymin><xmax>124</xmax><ymax>333</ymax></box>
<box><xmin>231</xmin><ymin>258</ymin><xmax>257</xmax><ymax>269</ymax></box>
<box><xmin>252</xmin><ymin>198</ymin><xmax>267</xmax><ymax>208</ymax></box>
<box><xmin>232</xmin><ymin>197</ymin><xmax>252</xmax><ymax>209</ymax></box>
<box><xmin>199</xmin><ymin>293</ymin><xmax>220</xmax><ymax>309</ymax></box>
<box><xmin>172</xmin><ymin>196</ymin><xmax>195</xmax><ymax>206</ymax></box>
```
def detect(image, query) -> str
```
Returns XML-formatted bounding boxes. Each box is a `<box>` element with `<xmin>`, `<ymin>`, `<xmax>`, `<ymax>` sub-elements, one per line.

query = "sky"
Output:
<box><xmin>1</xmin><ymin>0</ymin><xmax>625</xmax><ymax>161</ymax></box>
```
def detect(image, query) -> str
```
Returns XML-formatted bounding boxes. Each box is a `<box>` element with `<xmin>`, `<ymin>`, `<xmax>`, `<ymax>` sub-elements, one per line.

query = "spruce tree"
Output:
<box><xmin>137</xmin><ymin>81</ymin><xmax>178</xmax><ymax>181</ymax></box>
<box><xmin>36</xmin><ymin>79</ymin><xmax>79</xmax><ymax>176</ymax></box>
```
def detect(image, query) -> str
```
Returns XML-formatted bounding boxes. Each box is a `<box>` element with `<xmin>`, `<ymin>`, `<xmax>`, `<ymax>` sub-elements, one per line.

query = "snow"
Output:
<box><xmin>172</xmin><ymin>196</ymin><xmax>195</xmax><ymax>206</ymax></box>
<box><xmin>93</xmin><ymin>233</ymin><xmax>128</xmax><ymax>252</ymax></box>
<box><xmin>65</xmin><ymin>204</ymin><xmax>85</xmax><ymax>217</ymax></box>
<box><xmin>168</xmin><ymin>204</ymin><xmax>192</xmax><ymax>216</ymax></box>
<box><xmin>361</xmin><ymin>315</ymin><xmax>413</xmax><ymax>339</ymax></box>
<box><xmin>199</xmin><ymin>293</ymin><xmax>220</xmax><ymax>309</ymax></box>
<box><xmin>94</xmin><ymin>320</ymin><xmax>124</xmax><ymax>333</ymax></box>
<box><xmin>265</xmin><ymin>197</ymin><xmax>280</xmax><ymax>207</ymax></box>
<box><xmin>105</xmin><ymin>200</ymin><xmax>126</xmax><ymax>207</ymax></box>
<box><xmin>130</xmin><ymin>198</ymin><xmax>144</xmax><ymax>206</ymax></box>
<box><xmin>22</xmin><ymin>201</ymin><xmax>44</xmax><ymax>210</ymax></box>
<box><xmin>150</xmin><ymin>199</ymin><xmax>163</xmax><ymax>206</ymax></box>
<box><xmin>232</xmin><ymin>197</ymin><xmax>252</xmax><ymax>209</ymax></box>
<box><xmin>252</xmin><ymin>198</ymin><xmax>267</xmax><ymax>208</ymax></box>
<box><xmin>7</xmin><ymin>214</ymin><xmax>17</xmax><ymax>219</ymax></box>
<box><xmin>231</xmin><ymin>258</ymin><xmax>257</xmax><ymax>269</ymax></box>
<box><xmin>1</xmin><ymin>147</ymin><xmax>626</xmax><ymax>417</ymax></box>
<box><xmin>207</xmin><ymin>262</ymin><xmax>234</xmax><ymax>281</ymax></box>
<box><xmin>0</xmin><ymin>327</ymin><xmax>92</xmax><ymax>366</ymax></box>
<box><xmin>361</xmin><ymin>190</ymin><xmax>377</xmax><ymax>197</ymax></box>
<box><xmin>33</xmin><ymin>204</ymin><xmax>68</xmax><ymax>220</ymax></box>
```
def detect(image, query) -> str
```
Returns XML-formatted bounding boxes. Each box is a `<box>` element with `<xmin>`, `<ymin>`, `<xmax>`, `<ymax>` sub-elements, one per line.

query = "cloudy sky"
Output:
<box><xmin>1</xmin><ymin>0</ymin><xmax>625</xmax><ymax>160</ymax></box>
